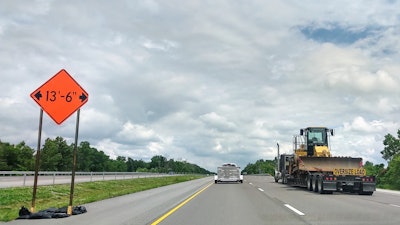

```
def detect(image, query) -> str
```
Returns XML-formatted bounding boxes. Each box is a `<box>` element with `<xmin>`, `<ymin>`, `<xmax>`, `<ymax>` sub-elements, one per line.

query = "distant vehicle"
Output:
<box><xmin>214</xmin><ymin>163</ymin><xmax>243</xmax><ymax>183</ymax></box>
<box><xmin>275</xmin><ymin>127</ymin><xmax>376</xmax><ymax>195</ymax></box>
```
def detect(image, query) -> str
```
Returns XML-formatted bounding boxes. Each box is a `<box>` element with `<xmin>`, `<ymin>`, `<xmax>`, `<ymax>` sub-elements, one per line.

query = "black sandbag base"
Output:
<box><xmin>17</xmin><ymin>206</ymin><xmax>87</xmax><ymax>219</ymax></box>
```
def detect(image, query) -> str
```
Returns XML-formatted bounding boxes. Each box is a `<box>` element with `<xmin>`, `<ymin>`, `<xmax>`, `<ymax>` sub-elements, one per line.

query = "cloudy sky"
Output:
<box><xmin>1</xmin><ymin>0</ymin><xmax>400</xmax><ymax>171</ymax></box>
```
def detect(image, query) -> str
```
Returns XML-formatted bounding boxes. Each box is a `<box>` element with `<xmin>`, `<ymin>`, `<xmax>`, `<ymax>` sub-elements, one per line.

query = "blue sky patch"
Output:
<box><xmin>300</xmin><ymin>25</ymin><xmax>373</xmax><ymax>45</ymax></box>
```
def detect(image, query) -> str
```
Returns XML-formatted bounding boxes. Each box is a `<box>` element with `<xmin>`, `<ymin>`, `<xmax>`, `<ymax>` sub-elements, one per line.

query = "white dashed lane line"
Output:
<box><xmin>253</xmin><ymin>183</ymin><xmax>305</xmax><ymax>216</ymax></box>
<box><xmin>284</xmin><ymin>204</ymin><xmax>305</xmax><ymax>216</ymax></box>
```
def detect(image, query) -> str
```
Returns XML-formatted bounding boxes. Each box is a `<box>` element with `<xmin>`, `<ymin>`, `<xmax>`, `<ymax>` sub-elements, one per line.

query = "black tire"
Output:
<box><xmin>307</xmin><ymin>175</ymin><xmax>313</xmax><ymax>191</ymax></box>
<box><xmin>281</xmin><ymin>170</ymin><xmax>287</xmax><ymax>184</ymax></box>
<box><xmin>313</xmin><ymin>176</ymin><xmax>319</xmax><ymax>193</ymax></box>
<box><xmin>317</xmin><ymin>177</ymin><xmax>324</xmax><ymax>194</ymax></box>
<box><xmin>282</xmin><ymin>176</ymin><xmax>288</xmax><ymax>184</ymax></box>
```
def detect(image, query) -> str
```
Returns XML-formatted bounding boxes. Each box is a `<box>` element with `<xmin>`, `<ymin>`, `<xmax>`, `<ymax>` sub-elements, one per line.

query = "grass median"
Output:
<box><xmin>0</xmin><ymin>175</ymin><xmax>204</xmax><ymax>222</ymax></box>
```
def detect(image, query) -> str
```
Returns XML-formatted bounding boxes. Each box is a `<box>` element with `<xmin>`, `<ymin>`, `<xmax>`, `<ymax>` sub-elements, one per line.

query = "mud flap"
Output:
<box><xmin>358</xmin><ymin>183</ymin><xmax>375</xmax><ymax>195</ymax></box>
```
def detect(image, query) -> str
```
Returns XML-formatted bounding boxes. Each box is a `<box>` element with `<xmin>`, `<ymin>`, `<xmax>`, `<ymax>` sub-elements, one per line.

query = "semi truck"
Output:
<box><xmin>214</xmin><ymin>163</ymin><xmax>243</xmax><ymax>183</ymax></box>
<box><xmin>274</xmin><ymin>127</ymin><xmax>375</xmax><ymax>195</ymax></box>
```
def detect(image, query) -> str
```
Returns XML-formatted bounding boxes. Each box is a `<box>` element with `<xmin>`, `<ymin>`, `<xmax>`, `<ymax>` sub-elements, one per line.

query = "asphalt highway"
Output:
<box><xmin>156</xmin><ymin>176</ymin><xmax>400</xmax><ymax>225</ymax></box>
<box><xmin>4</xmin><ymin>176</ymin><xmax>400</xmax><ymax>225</ymax></box>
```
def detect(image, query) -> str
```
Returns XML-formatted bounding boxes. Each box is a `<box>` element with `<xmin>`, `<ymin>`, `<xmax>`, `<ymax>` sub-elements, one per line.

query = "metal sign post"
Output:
<box><xmin>31</xmin><ymin>109</ymin><xmax>43</xmax><ymax>213</ymax></box>
<box><xmin>68</xmin><ymin>109</ymin><xmax>80</xmax><ymax>215</ymax></box>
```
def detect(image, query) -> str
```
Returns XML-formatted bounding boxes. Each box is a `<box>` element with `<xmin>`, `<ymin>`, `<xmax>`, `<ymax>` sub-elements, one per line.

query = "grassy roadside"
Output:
<box><xmin>0</xmin><ymin>175</ymin><xmax>204</xmax><ymax>222</ymax></box>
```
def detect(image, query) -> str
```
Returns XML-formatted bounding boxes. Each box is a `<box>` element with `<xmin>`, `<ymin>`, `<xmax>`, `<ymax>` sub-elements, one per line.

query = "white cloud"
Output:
<box><xmin>199</xmin><ymin>112</ymin><xmax>236</xmax><ymax>132</ymax></box>
<box><xmin>1</xmin><ymin>0</ymin><xmax>400</xmax><ymax>171</ymax></box>
<box><xmin>343</xmin><ymin>116</ymin><xmax>384</xmax><ymax>133</ymax></box>
<box><xmin>95</xmin><ymin>139</ymin><xmax>121</xmax><ymax>160</ymax></box>
<box><xmin>117</xmin><ymin>121</ymin><xmax>157</xmax><ymax>142</ymax></box>
<box><xmin>141</xmin><ymin>38</ymin><xmax>178</xmax><ymax>51</ymax></box>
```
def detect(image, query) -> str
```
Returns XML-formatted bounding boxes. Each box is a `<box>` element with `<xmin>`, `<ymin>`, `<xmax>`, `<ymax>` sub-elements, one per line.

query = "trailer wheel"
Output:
<box><xmin>281</xmin><ymin>170</ymin><xmax>287</xmax><ymax>184</ymax></box>
<box><xmin>313</xmin><ymin>177</ymin><xmax>319</xmax><ymax>193</ymax></box>
<box><xmin>317</xmin><ymin>177</ymin><xmax>325</xmax><ymax>194</ymax></box>
<box><xmin>307</xmin><ymin>175</ymin><xmax>313</xmax><ymax>191</ymax></box>
<box><xmin>281</xmin><ymin>174</ymin><xmax>287</xmax><ymax>184</ymax></box>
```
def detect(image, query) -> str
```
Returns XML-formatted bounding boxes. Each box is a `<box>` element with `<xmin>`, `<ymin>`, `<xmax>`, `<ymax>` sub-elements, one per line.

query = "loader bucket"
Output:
<box><xmin>297</xmin><ymin>156</ymin><xmax>363</xmax><ymax>172</ymax></box>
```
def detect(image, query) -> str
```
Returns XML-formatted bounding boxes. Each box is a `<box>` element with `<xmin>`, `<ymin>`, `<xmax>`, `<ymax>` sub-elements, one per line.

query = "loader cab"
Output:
<box><xmin>300</xmin><ymin>127</ymin><xmax>334</xmax><ymax>156</ymax></box>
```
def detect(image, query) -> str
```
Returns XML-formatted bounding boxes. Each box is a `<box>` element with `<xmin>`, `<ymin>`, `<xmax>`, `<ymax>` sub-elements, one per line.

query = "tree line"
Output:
<box><xmin>242</xmin><ymin>159</ymin><xmax>275</xmax><ymax>175</ymax></box>
<box><xmin>242</xmin><ymin>129</ymin><xmax>400</xmax><ymax>190</ymax></box>
<box><xmin>0</xmin><ymin>137</ymin><xmax>211</xmax><ymax>174</ymax></box>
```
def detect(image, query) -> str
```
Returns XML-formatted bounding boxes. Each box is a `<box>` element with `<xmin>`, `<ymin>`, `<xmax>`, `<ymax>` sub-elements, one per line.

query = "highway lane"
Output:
<box><xmin>154</xmin><ymin>175</ymin><xmax>400</xmax><ymax>225</ymax></box>
<box><xmin>244</xmin><ymin>175</ymin><xmax>400</xmax><ymax>225</ymax></box>
<box><xmin>4</xmin><ymin>175</ymin><xmax>400</xmax><ymax>224</ymax></box>
<box><xmin>154</xmin><ymin>176</ymin><xmax>306</xmax><ymax>225</ymax></box>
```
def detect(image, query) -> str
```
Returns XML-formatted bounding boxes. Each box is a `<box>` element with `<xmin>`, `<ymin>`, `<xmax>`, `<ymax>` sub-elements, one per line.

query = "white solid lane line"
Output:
<box><xmin>284</xmin><ymin>204</ymin><xmax>305</xmax><ymax>216</ymax></box>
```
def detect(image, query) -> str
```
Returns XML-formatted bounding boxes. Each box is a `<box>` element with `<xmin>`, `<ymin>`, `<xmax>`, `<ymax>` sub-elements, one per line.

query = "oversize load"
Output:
<box><xmin>333</xmin><ymin>168</ymin><xmax>366</xmax><ymax>176</ymax></box>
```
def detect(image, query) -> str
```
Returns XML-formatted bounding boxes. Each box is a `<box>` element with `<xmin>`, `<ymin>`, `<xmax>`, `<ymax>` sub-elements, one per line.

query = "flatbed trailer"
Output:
<box><xmin>284</xmin><ymin>156</ymin><xmax>375</xmax><ymax>195</ymax></box>
<box><xmin>275</xmin><ymin>127</ymin><xmax>376</xmax><ymax>195</ymax></box>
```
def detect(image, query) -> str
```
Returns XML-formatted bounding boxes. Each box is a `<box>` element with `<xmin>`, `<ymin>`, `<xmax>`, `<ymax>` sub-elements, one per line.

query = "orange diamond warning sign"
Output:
<box><xmin>30</xmin><ymin>69</ymin><xmax>89</xmax><ymax>125</ymax></box>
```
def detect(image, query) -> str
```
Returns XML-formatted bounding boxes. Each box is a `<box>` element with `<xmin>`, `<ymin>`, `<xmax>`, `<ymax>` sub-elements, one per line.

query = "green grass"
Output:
<box><xmin>0</xmin><ymin>175</ymin><xmax>204</xmax><ymax>222</ymax></box>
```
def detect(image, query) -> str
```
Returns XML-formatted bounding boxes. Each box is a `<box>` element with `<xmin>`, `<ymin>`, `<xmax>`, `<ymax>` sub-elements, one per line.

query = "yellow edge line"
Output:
<box><xmin>151</xmin><ymin>182</ymin><xmax>213</xmax><ymax>225</ymax></box>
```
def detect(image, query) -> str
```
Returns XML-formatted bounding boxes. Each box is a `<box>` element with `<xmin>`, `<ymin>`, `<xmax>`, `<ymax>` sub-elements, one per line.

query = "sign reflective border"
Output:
<box><xmin>30</xmin><ymin>69</ymin><xmax>88</xmax><ymax>125</ymax></box>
